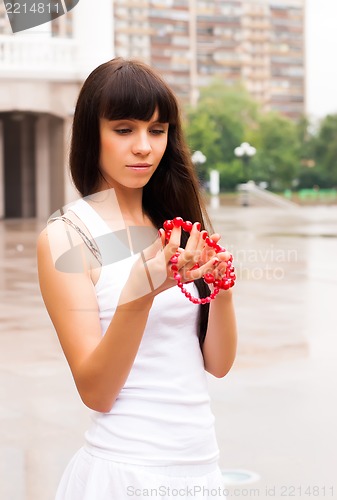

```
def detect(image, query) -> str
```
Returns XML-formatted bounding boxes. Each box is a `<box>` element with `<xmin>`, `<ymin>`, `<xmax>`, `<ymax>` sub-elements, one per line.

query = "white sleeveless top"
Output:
<box><xmin>66</xmin><ymin>198</ymin><xmax>220</xmax><ymax>466</ymax></box>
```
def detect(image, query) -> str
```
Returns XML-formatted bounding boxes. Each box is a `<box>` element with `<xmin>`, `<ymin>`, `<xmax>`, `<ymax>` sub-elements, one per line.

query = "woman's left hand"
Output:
<box><xmin>160</xmin><ymin>225</ymin><xmax>231</xmax><ymax>284</ymax></box>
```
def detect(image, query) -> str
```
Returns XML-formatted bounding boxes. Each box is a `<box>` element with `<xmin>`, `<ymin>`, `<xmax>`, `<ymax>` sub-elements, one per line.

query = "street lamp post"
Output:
<box><xmin>234</xmin><ymin>142</ymin><xmax>256</xmax><ymax>182</ymax></box>
<box><xmin>191</xmin><ymin>151</ymin><xmax>219</xmax><ymax>208</ymax></box>
<box><xmin>234</xmin><ymin>142</ymin><xmax>256</xmax><ymax>207</ymax></box>
<box><xmin>191</xmin><ymin>150</ymin><xmax>207</xmax><ymax>187</ymax></box>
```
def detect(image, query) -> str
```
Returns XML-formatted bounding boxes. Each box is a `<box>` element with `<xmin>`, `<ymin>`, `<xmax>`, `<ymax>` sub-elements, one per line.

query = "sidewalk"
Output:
<box><xmin>1</xmin><ymin>206</ymin><xmax>337</xmax><ymax>499</ymax></box>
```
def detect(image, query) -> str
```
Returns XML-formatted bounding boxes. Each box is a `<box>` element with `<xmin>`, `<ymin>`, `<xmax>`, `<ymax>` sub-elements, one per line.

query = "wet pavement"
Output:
<box><xmin>0</xmin><ymin>203</ymin><xmax>337</xmax><ymax>499</ymax></box>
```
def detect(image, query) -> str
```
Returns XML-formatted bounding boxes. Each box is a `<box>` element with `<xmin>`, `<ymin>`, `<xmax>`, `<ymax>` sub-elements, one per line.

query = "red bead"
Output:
<box><xmin>203</xmin><ymin>273</ymin><xmax>215</xmax><ymax>284</ymax></box>
<box><xmin>182</xmin><ymin>220</ymin><xmax>193</xmax><ymax>232</ymax></box>
<box><xmin>173</xmin><ymin>217</ymin><xmax>183</xmax><ymax>228</ymax></box>
<box><xmin>185</xmin><ymin>292</ymin><xmax>191</xmax><ymax>298</ymax></box>
<box><xmin>163</xmin><ymin>220</ymin><xmax>174</xmax><ymax>231</ymax></box>
<box><xmin>173</xmin><ymin>273</ymin><xmax>181</xmax><ymax>281</ymax></box>
<box><xmin>169</xmin><ymin>255</ymin><xmax>178</xmax><ymax>264</ymax></box>
<box><xmin>178</xmin><ymin>282</ymin><xmax>183</xmax><ymax>288</ymax></box>
<box><xmin>219</xmin><ymin>279</ymin><xmax>231</xmax><ymax>290</ymax></box>
<box><xmin>171</xmin><ymin>264</ymin><xmax>178</xmax><ymax>271</ymax></box>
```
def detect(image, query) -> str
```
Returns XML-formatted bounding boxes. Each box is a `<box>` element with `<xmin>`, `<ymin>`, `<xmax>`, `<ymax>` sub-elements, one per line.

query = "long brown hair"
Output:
<box><xmin>70</xmin><ymin>58</ymin><xmax>213</xmax><ymax>346</ymax></box>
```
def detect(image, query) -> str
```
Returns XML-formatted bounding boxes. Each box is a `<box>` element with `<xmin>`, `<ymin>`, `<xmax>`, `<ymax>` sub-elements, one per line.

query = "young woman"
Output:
<box><xmin>37</xmin><ymin>58</ymin><xmax>237</xmax><ymax>499</ymax></box>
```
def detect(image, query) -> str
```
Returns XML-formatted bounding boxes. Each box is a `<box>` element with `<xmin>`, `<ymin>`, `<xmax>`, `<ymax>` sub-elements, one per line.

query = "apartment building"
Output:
<box><xmin>114</xmin><ymin>0</ymin><xmax>192</xmax><ymax>100</ymax></box>
<box><xmin>113</xmin><ymin>0</ymin><xmax>305</xmax><ymax>119</ymax></box>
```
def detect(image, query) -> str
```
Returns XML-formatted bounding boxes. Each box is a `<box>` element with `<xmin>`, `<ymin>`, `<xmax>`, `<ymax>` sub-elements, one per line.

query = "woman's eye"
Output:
<box><xmin>115</xmin><ymin>128</ymin><xmax>132</xmax><ymax>135</ymax></box>
<box><xmin>151</xmin><ymin>129</ymin><xmax>166</xmax><ymax>135</ymax></box>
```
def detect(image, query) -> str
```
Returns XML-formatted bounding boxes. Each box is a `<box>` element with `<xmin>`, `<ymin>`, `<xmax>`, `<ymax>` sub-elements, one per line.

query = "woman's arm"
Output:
<box><xmin>201</xmin><ymin>289</ymin><xmax>237</xmax><ymax>378</ymax></box>
<box><xmin>37</xmin><ymin>222</ymin><xmax>158</xmax><ymax>413</ymax></box>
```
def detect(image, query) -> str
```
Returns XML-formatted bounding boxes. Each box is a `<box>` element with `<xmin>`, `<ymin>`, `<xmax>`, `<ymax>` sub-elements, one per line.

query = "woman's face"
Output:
<box><xmin>98</xmin><ymin>110</ymin><xmax>169</xmax><ymax>191</ymax></box>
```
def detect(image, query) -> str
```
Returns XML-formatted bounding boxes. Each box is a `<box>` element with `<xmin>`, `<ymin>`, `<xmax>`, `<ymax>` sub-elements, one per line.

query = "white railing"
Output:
<box><xmin>238</xmin><ymin>181</ymin><xmax>299</xmax><ymax>208</ymax></box>
<box><xmin>0</xmin><ymin>35</ymin><xmax>79</xmax><ymax>78</ymax></box>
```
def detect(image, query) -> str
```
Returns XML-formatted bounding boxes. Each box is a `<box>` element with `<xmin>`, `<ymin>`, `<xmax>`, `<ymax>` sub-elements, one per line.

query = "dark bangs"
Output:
<box><xmin>98</xmin><ymin>60</ymin><xmax>178</xmax><ymax>124</ymax></box>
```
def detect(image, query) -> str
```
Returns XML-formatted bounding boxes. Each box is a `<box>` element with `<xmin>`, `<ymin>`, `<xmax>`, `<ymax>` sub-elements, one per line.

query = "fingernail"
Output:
<box><xmin>195</xmin><ymin>222</ymin><xmax>201</xmax><ymax>231</ymax></box>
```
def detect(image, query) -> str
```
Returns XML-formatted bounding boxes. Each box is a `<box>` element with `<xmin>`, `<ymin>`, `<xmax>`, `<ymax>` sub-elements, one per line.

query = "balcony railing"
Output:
<box><xmin>0</xmin><ymin>35</ymin><xmax>79</xmax><ymax>79</ymax></box>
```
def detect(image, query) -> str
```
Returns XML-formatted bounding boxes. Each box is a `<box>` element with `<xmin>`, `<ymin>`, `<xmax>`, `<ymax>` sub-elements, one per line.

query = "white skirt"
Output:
<box><xmin>55</xmin><ymin>447</ymin><xmax>227</xmax><ymax>499</ymax></box>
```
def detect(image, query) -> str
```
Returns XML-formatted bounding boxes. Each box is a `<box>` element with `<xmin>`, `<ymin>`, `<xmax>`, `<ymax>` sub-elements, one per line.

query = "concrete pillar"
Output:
<box><xmin>0</xmin><ymin>120</ymin><xmax>4</xmax><ymax>219</ymax></box>
<box><xmin>4</xmin><ymin>116</ymin><xmax>22</xmax><ymax>218</ymax></box>
<box><xmin>21</xmin><ymin>115</ymin><xmax>36</xmax><ymax>217</ymax></box>
<box><xmin>36</xmin><ymin>115</ymin><xmax>50</xmax><ymax>221</ymax></box>
<box><xmin>63</xmin><ymin>114</ymin><xmax>78</xmax><ymax>206</ymax></box>
<box><xmin>49</xmin><ymin>116</ymin><xmax>65</xmax><ymax>215</ymax></box>
<box><xmin>73</xmin><ymin>0</ymin><xmax>114</xmax><ymax>79</ymax></box>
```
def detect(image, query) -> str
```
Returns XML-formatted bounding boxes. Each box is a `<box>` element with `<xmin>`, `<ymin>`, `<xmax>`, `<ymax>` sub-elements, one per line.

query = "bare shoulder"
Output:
<box><xmin>37</xmin><ymin>218</ymin><xmax>103</xmax><ymax>376</ymax></box>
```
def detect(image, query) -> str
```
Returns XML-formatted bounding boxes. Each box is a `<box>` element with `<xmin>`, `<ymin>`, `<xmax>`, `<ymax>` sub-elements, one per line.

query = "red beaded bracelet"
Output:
<box><xmin>163</xmin><ymin>217</ymin><xmax>236</xmax><ymax>304</ymax></box>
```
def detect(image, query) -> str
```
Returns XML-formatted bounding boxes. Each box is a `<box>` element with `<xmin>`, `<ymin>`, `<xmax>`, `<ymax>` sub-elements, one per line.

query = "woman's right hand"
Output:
<box><xmin>118</xmin><ymin>223</ymin><xmax>222</xmax><ymax>306</ymax></box>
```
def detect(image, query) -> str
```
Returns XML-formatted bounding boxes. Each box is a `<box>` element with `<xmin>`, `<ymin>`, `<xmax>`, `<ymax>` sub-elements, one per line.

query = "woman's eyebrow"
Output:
<box><xmin>104</xmin><ymin>116</ymin><xmax>168</xmax><ymax>125</ymax></box>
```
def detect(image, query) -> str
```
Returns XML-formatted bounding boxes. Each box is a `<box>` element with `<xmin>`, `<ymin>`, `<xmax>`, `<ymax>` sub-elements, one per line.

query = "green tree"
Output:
<box><xmin>249</xmin><ymin>112</ymin><xmax>300</xmax><ymax>190</ymax></box>
<box><xmin>185</xmin><ymin>80</ymin><xmax>258</xmax><ymax>181</ymax></box>
<box><xmin>295</xmin><ymin>116</ymin><xmax>324</xmax><ymax>189</ymax></box>
<box><xmin>313</xmin><ymin>114</ymin><xmax>337</xmax><ymax>187</ymax></box>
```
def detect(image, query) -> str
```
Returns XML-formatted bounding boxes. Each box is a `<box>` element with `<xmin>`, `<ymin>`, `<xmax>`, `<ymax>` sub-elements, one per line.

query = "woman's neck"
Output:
<box><xmin>88</xmin><ymin>185</ymin><xmax>152</xmax><ymax>227</ymax></box>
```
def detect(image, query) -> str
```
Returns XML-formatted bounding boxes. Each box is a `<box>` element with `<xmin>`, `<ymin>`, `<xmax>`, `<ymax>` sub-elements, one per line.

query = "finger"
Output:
<box><xmin>184</xmin><ymin>222</ymin><xmax>201</xmax><ymax>252</ymax></box>
<box><xmin>164</xmin><ymin>226</ymin><xmax>181</xmax><ymax>262</ymax></box>
<box><xmin>141</xmin><ymin>229</ymin><xmax>177</xmax><ymax>290</ymax></box>
<box><xmin>201</xmin><ymin>234</ymin><xmax>229</xmax><ymax>265</ymax></box>
<box><xmin>212</xmin><ymin>261</ymin><xmax>227</xmax><ymax>280</ymax></box>
<box><xmin>158</xmin><ymin>228</ymin><xmax>166</xmax><ymax>247</ymax></box>
<box><xmin>209</xmin><ymin>233</ymin><xmax>221</xmax><ymax>243</ymax></box>
<box><xmin>180</xmin><ymin>222</ymin><xmax>202</xmax><ymax>265</ymax></box>
<box><xmin>195</xmin><ymin>231</ymin><xmax>207</xmax><ymax>258</ymax></box>
<box><xmin>200</xmin><ymin>242</ymin><xmax>216</xmax><ymax>265</ymax></box>
<box><xmin>217</xmin><ymin>250</ymin><xmax>232</xmax><ymax>262</ymax></box>
<box><xmin>185</xmin><ymin>257</ymin><xmax>220</xmax><ymax>281</ymax></box>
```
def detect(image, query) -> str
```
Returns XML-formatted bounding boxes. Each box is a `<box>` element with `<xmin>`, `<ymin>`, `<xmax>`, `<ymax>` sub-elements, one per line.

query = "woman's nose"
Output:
<box><xmin>132</xmin><ymin>132</ymin><xmax>152</xmax><ymax>155</ymax></box>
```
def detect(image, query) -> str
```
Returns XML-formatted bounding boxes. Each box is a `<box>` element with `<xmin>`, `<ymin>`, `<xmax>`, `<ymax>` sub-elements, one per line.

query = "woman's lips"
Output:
<box><xmin>126</xmin><ymin>163</ymin><xmax>152</xmax><ymax>171</ymax></box>
<box><xmin>127</xmin><ymin>163</ymin><xmax>152</xmax><ymax>167</ymax></box>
